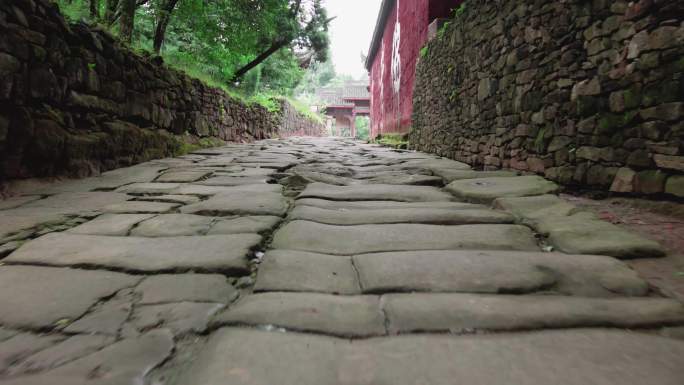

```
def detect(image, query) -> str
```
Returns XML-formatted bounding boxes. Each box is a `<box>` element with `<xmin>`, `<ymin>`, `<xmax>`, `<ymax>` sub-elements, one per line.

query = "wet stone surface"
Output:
<box><xmin>0</xmin><ymin>137</ymin><xmax>682</xmax><ymax>384</ymax></box>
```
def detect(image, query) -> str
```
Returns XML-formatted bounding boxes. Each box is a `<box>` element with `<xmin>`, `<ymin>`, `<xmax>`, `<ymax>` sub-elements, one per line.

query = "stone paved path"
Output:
<box><xmin>0</xmin><ymin>137</ymin><xmax>683</xmax><ymax>385</ymax></box>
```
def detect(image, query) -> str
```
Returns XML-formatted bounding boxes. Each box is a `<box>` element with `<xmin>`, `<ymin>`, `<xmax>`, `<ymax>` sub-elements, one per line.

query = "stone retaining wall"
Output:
<box><xmin>278</xmin><ymin>100</ymin><xmax>326</xmax><ymax>137</ymax></box>
<box><xmin>0</xmin><ymin>0</ymin><xmax>324</xmax><ymax>180</ymax></box>
<box><xmin>411</xmin><ymin>0</ymin><xmax>684</xmax><ymax>197</ymax></box>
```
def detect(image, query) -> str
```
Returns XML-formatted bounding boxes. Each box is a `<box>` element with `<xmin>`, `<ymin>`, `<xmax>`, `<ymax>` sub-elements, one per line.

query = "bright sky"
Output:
<box><xmin>325</xmin><ymin>0</ymin><xmax>382</xmax><ymax>78</ymax></box>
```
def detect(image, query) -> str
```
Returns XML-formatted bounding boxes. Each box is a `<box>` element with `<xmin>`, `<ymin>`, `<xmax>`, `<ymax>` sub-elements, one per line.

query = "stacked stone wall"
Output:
<box><xmin>412</xmin><ymin>0</ymin><xmax>684</xmax><ymax>197</ymax></box>
<box><xmin>278</xmin><ymin>100</ymin><xmax>326</xmax><ymax>137</ymax></box>
<box><xmin>0</xmin><ymin>0</ymin><xmax>324</xmax><ymax>180</ymax></box>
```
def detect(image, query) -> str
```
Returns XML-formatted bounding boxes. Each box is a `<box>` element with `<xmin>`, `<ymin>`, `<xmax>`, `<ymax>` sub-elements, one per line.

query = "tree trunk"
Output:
<box><xmin>104</xmin><ymin>0</ymin><xmax>118</xmax><ymax>24</ymax></box>
<box><xmin>231</xmin><ymin>40</ymin><xmax>287</xmax><ymax>82</ymax></box>
<box><xmin>152</xmin><ymin>0</ymin><xmax>179</xmax><ymax>54</ymax></box>
<box><xmin>119</xmin><ymin>0</ymin><xmax>136</xmax><ymax>44</ymax></box>
<box><xmin>90</xmin><ymin>0</ymin><xmax>100</xmax><ymax>19</ymax></box>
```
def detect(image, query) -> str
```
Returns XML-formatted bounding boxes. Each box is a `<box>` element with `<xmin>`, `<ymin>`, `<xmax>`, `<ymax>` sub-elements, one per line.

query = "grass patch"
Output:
<box><xmin>172</xmin><ymin>136</ymin><xmax>225</xmax><ymax>157</ymax></box>
<box><xmin>373</xmin><ymin>133</ymin><xmax>410</xmax><ymax>149</ymax></box>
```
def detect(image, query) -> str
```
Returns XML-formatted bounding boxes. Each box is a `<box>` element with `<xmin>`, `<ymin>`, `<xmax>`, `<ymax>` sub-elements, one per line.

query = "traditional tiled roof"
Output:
<box><xmin>315</xmin><ymin>82</ymin><xmax>369</xmax><ymax>108</ymax></box>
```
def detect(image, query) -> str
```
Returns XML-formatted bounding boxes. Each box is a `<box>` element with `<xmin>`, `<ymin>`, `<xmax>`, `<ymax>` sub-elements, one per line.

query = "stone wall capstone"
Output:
<box><xmin>411</xmin><ymin>0</ymin><xmax>684</xmax><ymax>197</ymax></box>
<box><xmin>0</xmin><ymin>0</ymin><xmax>324</xmax><ymax>181</ymax></box>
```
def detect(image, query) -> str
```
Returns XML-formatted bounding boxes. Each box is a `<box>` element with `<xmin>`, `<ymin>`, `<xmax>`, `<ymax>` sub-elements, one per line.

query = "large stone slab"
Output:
<box><xmin>173</xmin><ymin>183</ymin><xmax>283</xmax><ymax>196</ymax></box>
<box><xmin>288</xmin><ymin>205</ymin><xmax>514</xmax><ymax>225</ymax></box>
<box><xmin>116</xmin><ymin>182</ymin><xmax>182</xmax><ymax>195</ymax></box>
<box><xmin>255</xmin><ymin>250</ymin><xmax>360</xmax><ymax>294</ymax></box>
<box><xmin>176</xmin><ymin>328</ymin><xmax>684</xmax><ymax>385</ymax></box>
<box><xmin>0</xmin><ymin>265</ymin><xmax>139</xmax><ymax>329</ymax></box>
<box><xmin>272</xmin><ymin>221</ymin><xmax>539</xmax><ymax>255</ymax></box>
<box><xmin>197</xmin><ymin>175</ymin><xmax>272</xmax><ymax>186</ymax></box>
<box><xmin>5</xmin><ymin>233</ymin><xmax>259</xmax><ymax>273</ymax></box>
<box><xmin>67</xmin><ymin>214</ymin><xmax>155</xmax><ymax>235</ymax></box>
<box><xmin>295</xmin><ymin>198</ymin><xmax>483</xmax><ymax>210</ymax></box>
<box><xmin>181</xmin><ymin>191</ymin><xmax>288</xmax><ymax>216</ymax></box>
<box><xmin>131</xmin><ymin>302</ymin><xmax>225</xmax><ymax>335</ymax></box>
<box><xmin>298</xmin><ymin>183</ymin><xmax>454</xmax><ymax>202</ymax></box>
<box><xmin>0</xmin><ymin>333</ymin><xmax>65</xmax><ymax>373</ymax></box>
<box><xmin>433</xmin><ymin>169</ymin><xmax>518</xmax><ymax>183</ymax></box>
<box><xmin>6</xmin><ymin>335</ymin><xmax>113</xmax><ymax>376</ymax></box>
<box><xmin>493</xmin><ymin>194</ymin><xmax>579</xmax><ymax>221</ymax></box>
<box><xmin>207</xmin><ymin>216</ymin><xmax>281</xmax><ymax>235</ymax></box>
<box><xmin>384</xmin><ymin>294</ymin><xmax>684</xmax><ymax>333</ymax></box>
<box><xmin>364</xmin><ymin>174</ymin><xmax>443</xmax><ymax>186</ymax></box>
<box><xmin>213</xmin><ymin>292</ymin><xmax>385</xmax><ymax>337</ymax></box>
<box><xmin>352</xmin><ymin>250</ymin><xmax>648</xmax><ymax>297</ymax></box>
<box><xmin>3</xmin><ymin>330</ymin><xmax>174</xmax><ymax>385</ymax></box>
<box><xmin>494</xmin><ymin>195</ymin><xmax>666</xmax><ymax>258</ymax></box>
<box><xmin>130</xmin><ymin>214</ymin><xmax>214</xmax><ymax>237</ymax></box>
<box><xmin>103</xmin><ymin>201</ymin><xmax>180</xmax><ymax>214</ymax></box>
<box><xmin>155</xmin><ymin>170</ymin><xmax>212</xmax><ymax>183</ymax></box>
<box><xmin>545</xmin><ymin>216</ymin><xmax>666</xmax><ymax>258</ymax></box>
<box><xmin>135</xmin><ymin>274</ymin><xmax>238</xmax><ymax>304</ymax></box>
<box><xmin>445</xmin><ymin>175</ymin><xmax>559</xmax><ymax>203</ymax></box>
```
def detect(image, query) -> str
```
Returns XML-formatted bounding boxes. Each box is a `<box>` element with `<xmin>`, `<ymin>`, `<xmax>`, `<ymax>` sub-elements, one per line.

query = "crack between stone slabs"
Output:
<box><xmin>349</xmin><ymin>256</ymin><xmax>364</xmax><ymax>293</ymax></box>
<box><xmin>204</xmin><ymin>321</ymin><xmax>387</xmax><ymax>340</ymax></box>
<box><xmin>378</xmin><ymin>294</ymin><xmax>391</xmax><ymax>336</ymax></box>
<box><xmin>194</xmin><ymin>323</ymin><xmax>600</xmax><ymax>341</ymax></box>
<box><xmin>0</xmin><ymin>261</ymin><xmax>251</xmax><ymax>278</ymax></box>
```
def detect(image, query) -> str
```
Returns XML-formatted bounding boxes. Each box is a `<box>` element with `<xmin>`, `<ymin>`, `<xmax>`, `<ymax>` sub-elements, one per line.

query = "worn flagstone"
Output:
<box><xmin>0</xmin><ymin>265</ymin><xmax>140</xmax><ymax>329</ymax></box>
<box><xmin>295</xmin><ymin>198</ymin><xmax>483</xmax><ymax>211</ymax></box>
<box><xmin>445</xmin><ymin>175</ymin><xmax>559</xmax><ymax>203</ymax></box>
<box><xmin>298</xmin><ymin>183</ymin><xmax>454</xmax><ymax>202</ymax></box>
<box><xmin>433</xmin><ymin>169</ymin><xmax>519</xmax><ymax>183</ymax></box>
<box><xmin>6</xmin><ymin>335</ymin><xmax>114</xmax><ymax>376</ymax></box>
<box><xmin>181</xmin><ymin>191</ymin><xmax>288</xmax><ymax>216</ymax></box>
<box><xmin>214</xmin><ymin>292</ymin><xmax>385</xmax><ymax>337</ymax></box>
<box><xmin>494</xmin><ymin>195</ymin><xmax>666</xmax><ymax>258</ymax></box>
<box><xmin>132</xmin><ymin>302</ymin><xmax>225</xmax><ymax>336</ymax></box>
<box><xmin>272</xmin><ymin>221</ymin><xmax>538</xmax><ymax>255</ymax></box>
<box><xmin>173</xmin><ymin>183</ymin><xmax>282</xmax><ymax>195</ymax></box>
<box><xmin>134</xmin><ymin>194</ymin><xmax>202</xmax><ymax>204</ymax></box>
<box><xmin>116</xmin><ymin>182</ymin><xmax>182</xmax><ymax>195</ymax></box>
<box><xmin>63</xmin><ymin>290</ymin><xmax>134</xmax><ymax>335</ymax></box>
<box><xmin>155</xmin><ymin>170</ymin><xmax>212</xmax><ymax>183</ymax></box>
<box><xmin>0</xmin><ymin>333</ymin><xmax>65</xmax><ymax>373</ymax></box>
<box><xmin>352</xmin><ymin>250</ymin><xmax>648</xmax><ymax>297</ymax></box>
<box><xmin>176</xmin><ymin>328</ymin><xmax>684</xmax><ymax>385</ymax></box>
<box><xmin>254</xmin><ymin>250</ymin><xmax>360</xmax><ymax>294</ymax></box>
<box><xmin>135</xmin><ymin>274</ymin><xmax>238</xmax><ymax>304</ymax></box>
<box><xmin>5</xmin><ymin>233</ymin><xmax>259</xmax><ymax>273</ymax></box>
<box><xmin>207</xmin><ymin>216</ymin><xmax>281</xmax><ymax>234</ymax></box>
<box><xmin>130</xmin><ymin>214</ymin><xmax>214</xmax><ymax>237</ymax></box>
<box><xmin>196</xmin><ymin>175</ymin><xmax>273</xmax><ymax>186</ymax></box>
<box><xmin>364</xmin><ymin>174</ymin><xmax>444</xmax><ymax>186</ymax></box>
<box><xmin>67</xmin><ymin>213</ymin><xmax>155</xmax><ymax>235</ymax></box>
<box><xmin>103</xmin><ymin>201</ymin><xmax>180</xmax><ymax>214</ymax></box>
<box><xmin>1</xmin><ymin>330</ymin><xmax>174</xmax><ymax>385</ymax></box>
<box><xmin>383</xmin><ymin>294</ymin><xmax>684</xmax><ymax>333</ymax></box>
<box><xmin>288</xmin><ymin>205</ymin><xmax>514</xmax><ymax>225</ymax></box>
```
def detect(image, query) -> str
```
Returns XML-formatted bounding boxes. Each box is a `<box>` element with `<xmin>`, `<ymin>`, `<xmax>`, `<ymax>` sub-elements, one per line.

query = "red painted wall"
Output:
<box><xmin>369</xmin><ymin>0</ymin><xmax>462</xmax><ymax>138</ymax></box>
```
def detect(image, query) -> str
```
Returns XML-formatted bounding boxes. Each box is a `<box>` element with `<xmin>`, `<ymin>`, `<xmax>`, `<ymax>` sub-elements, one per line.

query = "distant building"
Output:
<box><xmin>365</xmin><ymin>0</ymin><xmax>463</xmax><ymax>138</ymax></box>
<box><xmin>315</xmin><ymin>82</ymin><xmax>370</xmax><ymax>137</ymax></box>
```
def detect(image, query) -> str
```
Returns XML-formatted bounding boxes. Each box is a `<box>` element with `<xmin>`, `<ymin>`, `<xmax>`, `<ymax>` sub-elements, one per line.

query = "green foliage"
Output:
<box><xmin>355</xmin><ymin>116</ymin><xmax>370</xmax><ymax>140</ymax></box>
<box><xmin>54</xmin><ymin>0</ymin><xmax>330</xmax><ymax>100</ymax></box>
<box><xmin>453</xmin><ymin>2</ymin><xmax>467</xmax><ymax>18</ymax></box>
<box><xmin>437</xmin><ymin>21</ymin><xmax>450</xmax><ymax>39</ymax></box>
<box><xmin>419</xmin><ymin>46</ymin><xmax>429</xmax><ymax>58</ymax></box>
<box><xmin>373</xmin><ymin>133</ymin><xmax>409</xmax><ymax>149</ymax></box>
